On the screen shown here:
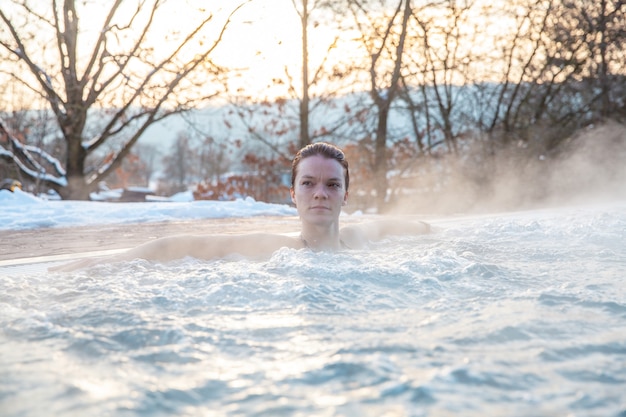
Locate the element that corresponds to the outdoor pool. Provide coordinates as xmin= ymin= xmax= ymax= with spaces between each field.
xmin=1 ymin=204 xmax=625 ymax=416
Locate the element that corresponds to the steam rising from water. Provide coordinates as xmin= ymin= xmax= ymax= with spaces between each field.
xmin=389 ymin=121 xmax=626 ymax=215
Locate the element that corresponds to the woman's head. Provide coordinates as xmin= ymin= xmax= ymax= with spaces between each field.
xmin=291 ymin=142 xmax=349 ymax=192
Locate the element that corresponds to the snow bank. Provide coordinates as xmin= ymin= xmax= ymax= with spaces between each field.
xmin=0 ymin=189 xmax=297 ymax=230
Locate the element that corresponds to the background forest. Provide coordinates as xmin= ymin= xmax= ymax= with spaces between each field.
xmin=1 ymin=0 xmax=624 ymax=214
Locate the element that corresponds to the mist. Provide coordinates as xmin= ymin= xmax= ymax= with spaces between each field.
xmin=388 ymin=121 xmax=626 ymax=215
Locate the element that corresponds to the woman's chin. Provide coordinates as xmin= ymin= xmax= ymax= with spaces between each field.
xmin=302 ymin=213 xmax=337 ymax=226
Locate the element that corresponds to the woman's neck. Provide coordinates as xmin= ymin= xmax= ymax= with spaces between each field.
xmin=300 ymin=223 xmax=341 ymax=251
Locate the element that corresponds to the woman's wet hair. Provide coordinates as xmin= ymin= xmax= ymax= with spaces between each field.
xmin=291 ymin=142 xmax=350 ymax=191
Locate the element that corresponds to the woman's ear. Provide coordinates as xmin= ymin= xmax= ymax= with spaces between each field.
xmin=342 ymin=191 xmax=348 ymax=206
xmin=290 ymin=187 xmax=296 ymax=206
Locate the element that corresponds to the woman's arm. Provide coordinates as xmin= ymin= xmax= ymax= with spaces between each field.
xmin=50 ymin=233 xmax=300 ymax=272
xmin=364 ymin=218 xmax=431 ymax=240
xmin=124 ymin=233 xmax=300 ymax=261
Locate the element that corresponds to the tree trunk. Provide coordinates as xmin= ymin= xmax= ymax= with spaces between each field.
xmin=0 ymin=1 xmax=243 ymax=200
xmin=299 ymin=0 xmax=311 ymax=149
xmin=374 ymin=107 xmax=389 ymax=211
xmin=62 ymin=133 xmax=90 ymax=200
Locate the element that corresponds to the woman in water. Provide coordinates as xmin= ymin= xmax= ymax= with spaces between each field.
xmin=53 ymin=142 xmax=429 ymax=270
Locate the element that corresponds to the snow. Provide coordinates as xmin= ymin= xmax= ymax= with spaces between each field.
xmin=0 ymin=189 xmax=297 ymax=230
xmin=2 ymin=188 xmax=624 ymax=234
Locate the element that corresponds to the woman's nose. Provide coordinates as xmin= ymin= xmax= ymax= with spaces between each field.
xmin=313 ymin=184 xmax=328 ymax=199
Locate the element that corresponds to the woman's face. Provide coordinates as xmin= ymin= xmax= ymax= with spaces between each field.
xmin=290 ymin=155 xmax=348 ymax=226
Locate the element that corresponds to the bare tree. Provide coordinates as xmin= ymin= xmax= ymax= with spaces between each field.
xmin=228 ymin=0 xmax=357 ymax=163
xmin=556 ymin=0 xmax=626 ymax=119
xmin=343 ymin=0 xmax=412 ymax=211
xmin=197 ymin=135 xmax=230 ymax=183
xmin=160 ymin=132 xmax=193 ymax=194
xmin=482 ymin=0 xmax=556 ymax=135
xmin=476 ymin=0 xmax=625 ymax=148
xmin=134 ymin=142 xmax=160 ymax=186
xmin=0 ymin=0 xmax=248 ymax=199
xmin=295 ymin=0 xmax=313 ymax=149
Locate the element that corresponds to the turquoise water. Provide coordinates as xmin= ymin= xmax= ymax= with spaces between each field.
xmin=1 ymin=204 xmax=625 ymax=416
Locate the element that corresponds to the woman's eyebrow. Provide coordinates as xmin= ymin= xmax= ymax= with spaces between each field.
xmin=299 ymin=174 xmax=342 ymax=182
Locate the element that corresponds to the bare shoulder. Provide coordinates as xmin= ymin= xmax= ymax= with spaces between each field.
xmin=339 ymin=226 xmax=369 ymax=249
xmin=340 ymin=218 xmax=430 ymax=247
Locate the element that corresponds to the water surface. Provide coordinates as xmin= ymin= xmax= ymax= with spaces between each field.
xmin=1 ymin=204 xmax=625 ymax=416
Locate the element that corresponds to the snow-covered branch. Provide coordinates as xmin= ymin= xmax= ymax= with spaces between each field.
xmin=0 ymin=121 xmax=68 ymax=188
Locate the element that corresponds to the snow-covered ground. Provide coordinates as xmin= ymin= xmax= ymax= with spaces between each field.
xmin=0 ymin=189 xmax=297 ymax=230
